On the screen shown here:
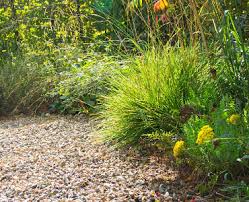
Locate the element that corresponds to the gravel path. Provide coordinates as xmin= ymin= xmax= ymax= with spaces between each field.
xmin=0 ymin=116 xmax=199 ymax=202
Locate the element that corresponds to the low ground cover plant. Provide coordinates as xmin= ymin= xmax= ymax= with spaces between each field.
xmin=173 ymin=96 xmax=249 ymax=197
xmin=178 ymin=96 xmax=249 ymax=174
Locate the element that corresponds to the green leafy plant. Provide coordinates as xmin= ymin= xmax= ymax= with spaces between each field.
xmin=181 ymin=96 xmax=249 ymax=178
xmin=49 ymin=51 xmax=126 ymax=114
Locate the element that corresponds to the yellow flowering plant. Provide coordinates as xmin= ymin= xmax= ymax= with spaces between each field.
xmin=173 ymin=140 xmax=185 ymax=158
xmin=182 ymin=96 xmax=249 ymax=174
xmin=196 ymin=125 xmax=215 ymax=145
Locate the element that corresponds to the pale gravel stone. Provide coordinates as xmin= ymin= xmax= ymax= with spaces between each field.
xmin=0 ymin=115 xmax=200 ymax=202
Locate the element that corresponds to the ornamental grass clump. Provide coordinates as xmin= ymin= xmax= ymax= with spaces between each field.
xmin=101 ymin=46 xmax=215 ymax=146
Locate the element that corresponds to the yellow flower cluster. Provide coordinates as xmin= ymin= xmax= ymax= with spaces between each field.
xmin=196 ymin=125 xmax=214 ymax=145
xmin=173 ymin=140 xmax=185 ymax=158
xmin=154 ymin=0 xmax=169 ymax=12
xmin=159 ymin=0 xmax=169 ymax=10
xmin=227 ymin=114 xmax=240 ymax=125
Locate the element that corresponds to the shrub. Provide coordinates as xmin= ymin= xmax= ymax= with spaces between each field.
xmin=101 ymin=46 xmax=218 ymax=146
xmin=49 ymin=52 xmax=127 ymax=114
